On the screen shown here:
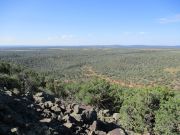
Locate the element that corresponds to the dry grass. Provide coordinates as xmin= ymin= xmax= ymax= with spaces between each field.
xmin=164 ymin=67 xmax=180 ymax=74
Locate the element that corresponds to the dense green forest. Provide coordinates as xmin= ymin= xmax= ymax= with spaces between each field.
xmin=0 ymin=47 xmax=180 ymax=90
xmin=0 ymin=60 xmax=179 ymax=135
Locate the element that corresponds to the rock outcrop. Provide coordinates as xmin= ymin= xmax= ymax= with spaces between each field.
xmin=0 ymin=89 xmax=127 ymax=135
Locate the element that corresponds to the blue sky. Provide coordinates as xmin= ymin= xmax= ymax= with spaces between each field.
xmin=0 ymin=0 xmax=180 ymax=46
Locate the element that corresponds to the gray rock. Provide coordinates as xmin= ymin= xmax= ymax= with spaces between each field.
xmin=51 ymin=113 xmax=57 ymax=119
xmin=10 ymin=127 xmax=18 ymax=133
xmin=54 ymin=98 xmax=61 ymax=104
xmin=13 ymin=88 xmax=20 ymax=95
xmin=42 ymin=109 xmax=51 ymax=117
xmin=33 ymin=96 xmax=45 ymax=103
xmin=57 ymin=114 xmax=62 ymax=121
xmin=90 ymin=121 xmax=98 ymax=131
xmin=60 ymin=104 xmax=66 ymax=110
xmin=95 ymin=131 xmax=107 ymax=135
xmin=63 ymin=122 xmax=73 ymax=128
xmin=39 ymin=118 xmax=52 ymax=123
xmin=113 ymin=113 xmax=120 ymax=121
xmin=44 ymin=101 xmax=54 ymax=108
xmin=51 ymin=104 xmax=61 ymax=112
xmin=108 ymin=128 xmax=126 ymax=135
xmin=73 ymin=104 xmax=80 ymax=114
xmin=36 ymin=108 xmax=42 ymax=112
xmin=63 ymin=114 xmax=76 ymax=123
xmin=35 ymin=92 xmax=44 ymax=97
xmin=70 ymin=113 xmax=82 ymax=122
xmin=103 ymin=109 xmax=110 ymax=117
xmin=88 ymin=131 xmax=96 ymax=135
xmin=5 ymin=91 xmax=12 ymax=96
xmin=67 ymin=104 xmax=72 ymax=110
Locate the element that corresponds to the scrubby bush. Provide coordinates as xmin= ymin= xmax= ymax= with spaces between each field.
xmin=108 ymin=84 xmax=126 ymax=111
xmin=119 ymin=87 xmax=173 ymax=134
xmin=0 ymin=61 xmax=22 ymax=75
xmin=45 ymin=78 xmax=69 ymax=98
xmin=76 ymin=78 xmax=114 ymax=109
xmin=0 ymin=62 xmax=11 ymax=75
xmin=154 ymin=93 xmax=180 ymax=135
xmin=0 ymin=61 xmax=43 ymax=93
xmin=0 ymin=75 xmax=20 ymax=89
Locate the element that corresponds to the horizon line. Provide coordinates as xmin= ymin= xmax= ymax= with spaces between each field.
xmin=0 ymin=44 xmax=180 ymax=47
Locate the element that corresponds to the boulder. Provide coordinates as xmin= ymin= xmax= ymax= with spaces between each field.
xmin=108 ymin=128 xmax=126 ymax=135
xmin=51 ymin=105 xmax=61 ymax=112
xmin=90 ymin=121 xmax=98 ymax=131
xmin=63 ymin=122 xmax=73 ymax=128
xmin=63 ymin=114 xmax=76 ymax=123
xmin=39 ymin=118 xmax=52 ymax=123
xmin=42 ymin=109 xmax=51 ymax=118
xmin=44 ymin=101 xmax=54 ymax=108
xmin=103 ymin=109 xmax=110 ymax=117
xmin=113 ymin=113 xmax=120 ymax=121
xmin=5 ymin=91 xmax=12 ymax=96
xmin=51 ymin=113 xmax=57 ymax=119
xmin=33 ymin=96 xmax=45 ymax=103
xmin=54 ymin=98 xmax=61 ymax=104
xmin=34 ymin=92 xmax=44 ymax=97
xmin=10 ymin=127 xmax=18 ymax=133
xmin=70 ymin=113 xmax=82 ymax=122
xmin=73 ymin=104 xmax=80 ymax=114
xmin=13 ymin=88 xmax=20 ymax=95
xmin=95 ymin=131 xmax=107 ymax=135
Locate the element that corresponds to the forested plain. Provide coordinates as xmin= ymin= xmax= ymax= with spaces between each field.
xmin=0 ymin=47 xmax=180 ymax=134
xmin=0 ymin=47 xmax=180 ymax=90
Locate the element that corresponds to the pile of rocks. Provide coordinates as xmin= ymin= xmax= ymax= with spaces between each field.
xmin=0 ymin=89 xmax=127 ymax=135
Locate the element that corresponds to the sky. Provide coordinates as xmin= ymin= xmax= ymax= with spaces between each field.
xmin=0 ymin=0 xmax=180 ymax=46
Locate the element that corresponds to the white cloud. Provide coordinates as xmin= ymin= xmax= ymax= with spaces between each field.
xmin=159 ymin=14 xmax=180 ymax=24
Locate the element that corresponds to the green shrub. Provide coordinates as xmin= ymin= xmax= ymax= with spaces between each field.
xmin=0 ymin=61 xmax=22 ymax=75
xmin=154 ymin=93 xmax=180 ymax=135
xmin=119 ymin=87 xmax=172 ymax=133
xmin=76 ymin=78 xmax=114 ymax=109
xmin=0 ymin=75 xmax=20 ymax=89
xmin=45 ymin=78 xmax=69 ymax=98
xmin=0 ymin=62 xmax=11 ymax=75
xmin=108 ymin=84 xmax=126 ymax=111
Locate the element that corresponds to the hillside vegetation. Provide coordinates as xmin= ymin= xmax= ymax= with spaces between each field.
xmin=0 ymin=61 xmax=179 ymax=135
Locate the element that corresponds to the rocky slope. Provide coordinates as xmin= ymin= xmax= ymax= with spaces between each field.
xmin=0 ymin=89 xmax=127 ymax=135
